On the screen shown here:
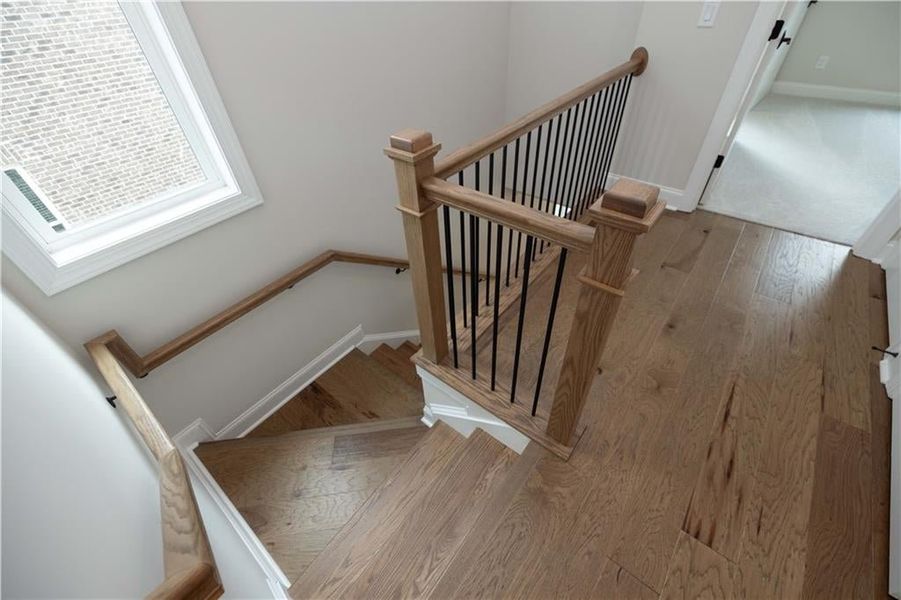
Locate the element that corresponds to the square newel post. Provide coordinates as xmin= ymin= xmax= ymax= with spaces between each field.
xmin=547 ymin=179 xmax=665 ymax=445
xmin=384 ymin=129 xmax=448 ymax=364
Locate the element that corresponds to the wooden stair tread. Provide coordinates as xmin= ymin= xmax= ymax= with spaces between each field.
xmin=290 ymin=426 xmax=523 ymax=599
xmin=249 ymin=349 xmax=423 ymax=437
xmin=335 ymin=430 xmax=519 ymax=599
xmin=202 ymin=416 xmax=425 ymax=453
xmin=289 ymin=421 xmax=466 ymax=597
xmin=316 ymin=349 xmax=423 ymax=418
xmin=195 ymin=418 xmax=428 ymax=582
xmin=398 ymin=340 xmax=420 ymax=358
xmin=369 ymin=343 xmax=421 ymax=390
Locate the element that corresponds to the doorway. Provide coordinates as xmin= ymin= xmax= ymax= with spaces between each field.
xmin=699 ymin=0 xmax=900 ymax=246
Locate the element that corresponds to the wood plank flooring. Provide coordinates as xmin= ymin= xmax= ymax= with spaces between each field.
xmin=287 ymin=210 xmax=891 ymax=599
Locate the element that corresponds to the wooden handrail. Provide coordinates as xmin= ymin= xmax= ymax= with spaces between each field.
xmin=434 ymin=47 xmax=648 ymax=179
xmin=87 ymin=250 xmax=413 ymax=378
xmin=85 ymin=342 xmax=223 ymax=600
xmin=421 ymin=177 xmax=596 ymax=252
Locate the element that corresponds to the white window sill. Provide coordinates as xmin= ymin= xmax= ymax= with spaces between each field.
xmin=3 ymin=188 xmax=261 ymax=296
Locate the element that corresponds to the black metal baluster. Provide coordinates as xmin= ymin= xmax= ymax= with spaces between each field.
xmin=595 ymin=79 xmax=626 ymax=197
xmin=442 ymin=205 xmax=459 ymax=368
xmin=573 ymin=92 xmax=601 ymax=218
xmin=588 ymin=81 xmax=620 ymax=203
xmin=505 ymin=137 xmax=520 ymax=287
xmin=458 ymin=171 xmax=468 ymax=327
xmin=600 ymin=75 xmax=633 ymax=195
xmin=471 ymin=162 xmax=482 ymax=377
xmin=531 ymin=249 xmax=568 ymax=415
xmin=550 ymin=108 xmax=573 ymax=221
xmin=491 ymin=145 xmax=509 ymax=390
xmin=509 ymin=235 xmax=535 ymax=403
xmin=470 ymin=211 xmax=478 ymax=379
xmin=540 ymin=113 xmax=564 ymax=253
xmin=536 ymin=117 xmax=554 ymax=247
xmin=486 ymin=153 xmax=494 ymax=306
xmin=557 ymin=104 xmax=578 ymax=219
xmin=581 ymin=88 xmax=610 ymax=213
xmin=514 ymin=130 xmax=532 ymax=279
xmin=491 ymin=223 xmax=503 ymax=390
xmin=528 ymin=125 xmax=543 ymax=262
xmin=564 ymin=97 xmax=590 ymax=219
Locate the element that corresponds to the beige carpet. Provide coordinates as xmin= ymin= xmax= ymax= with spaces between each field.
xmin=702 ymin=93 xmax=900 ymax=245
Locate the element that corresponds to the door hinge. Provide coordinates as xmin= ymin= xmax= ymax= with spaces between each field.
xmin=106 ymin=395 xmax=117 ymax=408
xmin=768 ymin=19 xmax=785 ymax=41
xmin=713 ymin=154 xmax=725 ymax=169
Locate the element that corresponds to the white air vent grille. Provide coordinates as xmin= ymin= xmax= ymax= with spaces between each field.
xmin=3 ymin=168 xmax=66 ymax=233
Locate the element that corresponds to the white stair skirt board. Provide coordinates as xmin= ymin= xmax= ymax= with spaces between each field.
xmin=173 ymin=419 xmax=290 ymax=594
xmin=416 ymin=365 xmax=530 ymax=455
xmin=605 ymin=173 xmax=687 ymax=211
xmin=771 ymin=81 xmax=901 ymax=108
xmin=214 ymin=326 xmax=421 ymax=440
xmin=357 ymin=329 xmax=420 ymax=355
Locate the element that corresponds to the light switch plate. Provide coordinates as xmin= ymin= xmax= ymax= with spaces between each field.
xmin=698 ymin=1 xmax=721 ymax=27
xmin=815 ymin=55 xmax=830 ymax=70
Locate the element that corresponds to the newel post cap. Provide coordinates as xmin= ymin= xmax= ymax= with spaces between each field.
xmin=384 ymin=128 xmax=441 ymax=163
xmin=588 ymin=178 xmax=664 ymax=234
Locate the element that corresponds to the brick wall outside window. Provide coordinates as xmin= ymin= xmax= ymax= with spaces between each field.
xmin=1 ymin=0 xmax=206 ymax=226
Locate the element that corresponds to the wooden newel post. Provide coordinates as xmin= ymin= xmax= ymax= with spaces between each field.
xmin=384 ymin=129 xmax=448 ymax=364
xmin=547 ymin=179 xmax=665 ymax=445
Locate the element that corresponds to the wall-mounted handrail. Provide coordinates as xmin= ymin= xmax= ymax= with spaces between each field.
xmin=85 ymin=342 xmax=222 ymax=600
xmin=421 ymin=177 xmax=596 ymax=252
xmin=87 ymin=250 xmax=412 ymax=378
xmin=434 ymin=47 xmax=648 ymax=179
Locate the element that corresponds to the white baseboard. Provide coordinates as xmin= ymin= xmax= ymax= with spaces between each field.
xmin=215 ymin=326 xmax=365 ymax=439
xmin=173 ymin=419 xmax=290 ymax=591
xmin=417 ymin=365 xmax=530 ymax=454
xmin=358 ymin=329 xmax=420 ymax=355
xmin=771 ymin=81 xmax=901 ymax=107
xmin=606 ymin=173 xmax=688 ymax=212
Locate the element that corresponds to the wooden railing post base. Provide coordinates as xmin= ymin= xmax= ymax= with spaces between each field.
xmin=547 ymin=179 xmax=664 ymax=446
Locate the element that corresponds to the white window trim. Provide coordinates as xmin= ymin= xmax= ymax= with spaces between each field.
xmin=1 ymin=1 xmax=263 ymax=296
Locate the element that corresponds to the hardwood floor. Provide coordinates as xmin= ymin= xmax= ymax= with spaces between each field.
xmin=287 ymin=210 xmax=891 ymax=598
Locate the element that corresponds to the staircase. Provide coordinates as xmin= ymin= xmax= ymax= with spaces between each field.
xmin=195 ymin=342 xmax=554 ymax=594
xmin=195 ymin=343 xmax=430 ymax=581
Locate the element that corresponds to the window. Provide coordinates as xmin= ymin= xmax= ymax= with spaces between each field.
xmin=1 ymin=1 xmax=262 ymax=295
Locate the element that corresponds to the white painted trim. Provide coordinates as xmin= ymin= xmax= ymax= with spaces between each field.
xmin=681 ymin=1 xmax=786 ymax=212
xmin=358 ymin=329 xmax=421 ymax=355
xmin=605 ymin=173 xmax=686 ymax=212
xmin=216 ymin=326 xmax=365 ymax=439
xmin=1 ymin=1 xmax=264 ymax=296
xmin=771 ymin=81 xmax=901 ymax=107
xmin=172 ymin=419 xmax=290 ymax=591
xmin=417 ymin=365 xmax=530 ymax=455
xmin=853 ymin=191 xmax=901 ymax=262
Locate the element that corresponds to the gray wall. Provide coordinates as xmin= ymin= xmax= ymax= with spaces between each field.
xmin=3 ymin=1 xmax=762 ymax=437
xmin=2 ymin=290 xmax=164 ymax=598
xmin=777 ymin=1 xmax=900 ymax=93
xmin=502 ymin=1 xmax=761 ymax=192
xmin=2 ymin=2 xmax=511 ymax=435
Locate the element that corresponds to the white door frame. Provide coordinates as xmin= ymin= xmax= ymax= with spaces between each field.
xmin=682 ymin=1 xmax=785 ymax=210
